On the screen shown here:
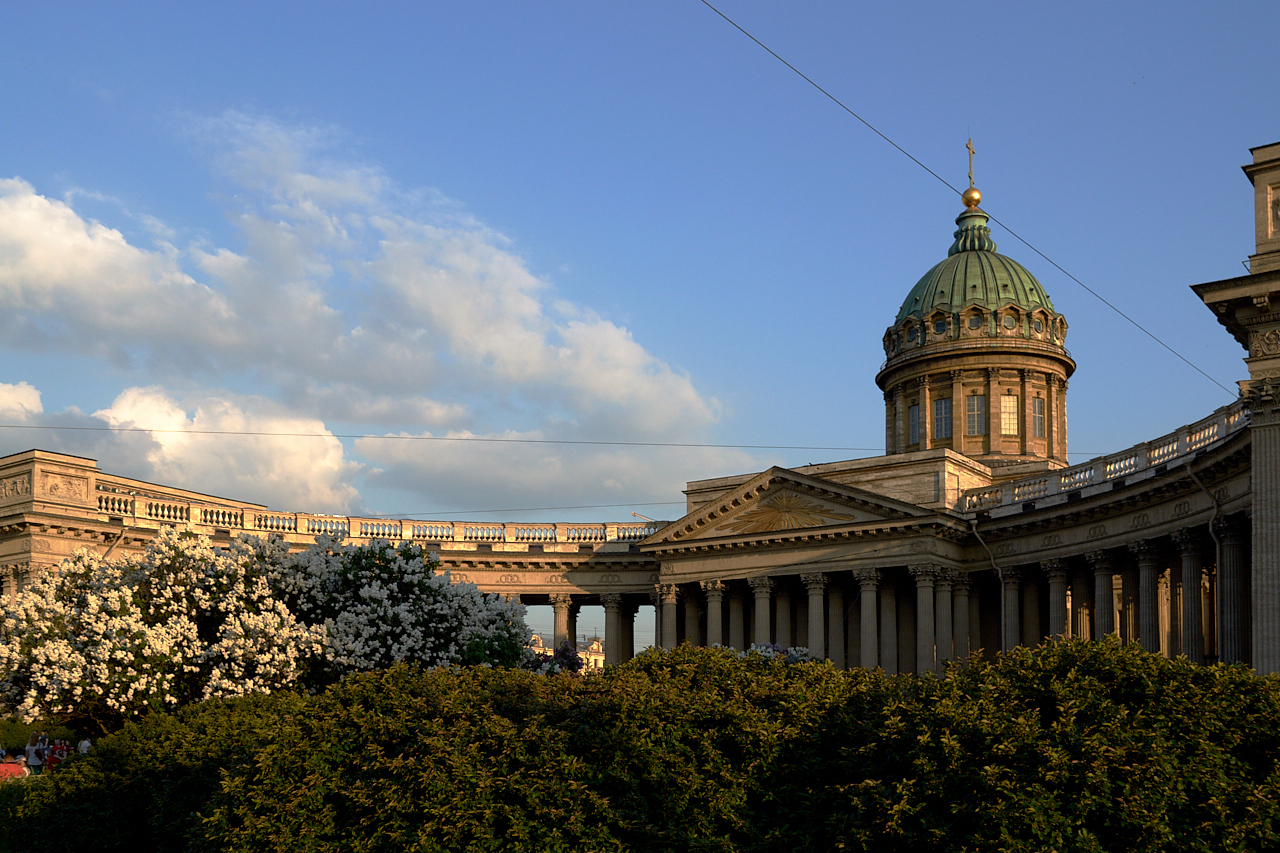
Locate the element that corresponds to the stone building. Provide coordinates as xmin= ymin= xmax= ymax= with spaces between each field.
xmin=1 ymin=143 xmax=1278 ymax=673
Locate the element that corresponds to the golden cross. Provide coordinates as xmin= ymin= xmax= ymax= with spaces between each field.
xmin=966 ymin=138 xmax=976 ymax=188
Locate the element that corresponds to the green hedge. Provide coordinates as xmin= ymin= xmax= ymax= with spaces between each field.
xmin=3 ymin=639 xmax=1279 ymax=852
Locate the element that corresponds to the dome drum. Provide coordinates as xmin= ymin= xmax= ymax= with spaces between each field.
xmin=876 ymin=199 xmax=1074 ymax=467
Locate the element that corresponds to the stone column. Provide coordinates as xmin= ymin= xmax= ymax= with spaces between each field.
xmin=1174 ymin=528 xmax=1204 ymax=663
xmin=775 ymin=587 xmax=793 ymax=649
xmin=1021 ymin=572 xmax=1041 ymax=646
xmin=1087 ymin=551 xmax=1115 ymax=638
xmin=1000 ymin=566 xmax=1021 ymax=652
xmin=1245 ymin=390 xmax=1280 ymax=673
xmin=1167 ymin=568 xmax=1182 ymax=657
xmin=749 ymin=576 xmax=773 ymax=647
xmin=918 ymin=376 xmax=932 ymax=450
xmin=950 ymin=370 xmax=964 ymax=449
xmin=1216 ymin=516 xmax=1249 ymax=664
xmin=684 ymin=591 xmax=701 ymax=647
xmin=880 ymin=581 xmax=898 ymax=674
xmin=1019 ymin=369 xmax=1033 ymax=456
xmin=884 ymin=391 xmax=896 ymax=455
xmin=1129 ymin=541 xmax=1162 ymax=653
xmin=601 ymin=593 xmax=623 ymax=666
xmin=986 ymin=368 xmax=1000 ymax=454
xmin=620 ymin=601 xmax=636 ymax=661
xmin=1120 ymin=564 xmax=1138 ymax=644
xmin=567 ymin=603 xmax=580 ymax=649
xmin=854 ymin=569 xmax=879 ymax=668
xmin=551 ymin=592 xmax=572 ymax=649
xmin=701 ymin=580 xmax=725 ymax=647
xmin=827 ymin=583 xmax=845 ymax=669
xmin=650 ymin=590 xmax=661 ymax=649
xmin=1071 ymin=569 xmax=1092 ymax=641
xmin=936 ymin=570 xmax=955 ymax=665
xmin=803 ymin=573 xmax=826 ymax=658
xmin=1043 ymin=559 xmax=1068 ymax=638
xmin=893 ymin=384 xmax=907 ymax=457
xmin=1203 ymin=567 xmax=1217 ymax=661
xmin=657 ymin=584 xmax=679 ymax=650
xmin=728 ymin=586 xmax=746 ymax=651
xmin=910 ymin=563 xmax=937 ymax=673
xmin=952 ymin=574 xmax=970 ymax=660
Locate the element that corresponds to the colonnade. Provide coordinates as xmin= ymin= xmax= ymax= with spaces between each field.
xmin=574 ymin=515 xmax=1252 ymax=671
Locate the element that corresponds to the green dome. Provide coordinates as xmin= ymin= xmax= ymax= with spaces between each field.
xmin=893 ymin=206 xmax=1056 ymax=326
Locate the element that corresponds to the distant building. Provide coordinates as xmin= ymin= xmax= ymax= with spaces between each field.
xmin=1 ymin=143 xmax=1278 ymax=672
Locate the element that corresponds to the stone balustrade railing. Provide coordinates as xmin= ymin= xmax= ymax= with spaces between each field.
xmin=961 ymin=400 xmax=1249 ymax=513
xmin=91 ymin=477 xmax=662 ymax=545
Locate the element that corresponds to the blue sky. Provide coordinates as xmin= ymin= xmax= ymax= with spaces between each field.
xmin=0 ymin=1 xmax=1273 ymax=526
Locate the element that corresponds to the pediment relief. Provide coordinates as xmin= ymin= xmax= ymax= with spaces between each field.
xmin=646 ymin=467 xmax=930 ymax=546
xmin=713 ymin=490 xmax=860 ymax=534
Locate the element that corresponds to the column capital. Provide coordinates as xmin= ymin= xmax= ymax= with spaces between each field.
xmin=1041 ymin=557 xmax=1068 ymax=583
xmin=854 ymin=567 xmax=880 ymax=589
xmin=600 ymin=593 xmax=623 ymax=609
xmin=986 ymin=367 xmax=1001 ymax=381
xmin=1172 ymin=527 xmax=1205 ymax=555
xmin=935 ymin=567 xmax=957 ymax=590
xmin=549 ymin=592 xmax=573 ymax=606
xmin=801 ymin=572 xmax=827 ymax=593
xmin=1128 ymin=540 xmax=1160 ymax=562
xmin=909 ymin=562 xmax=940 ymax=583
xmin=700 ymin=579 xmax=726 ymax=598
xmin=655 ymin=583 xmax=679 ymax=603
xmin=1213 ymin=514 xmax=1247 ymax=545
xmin=1086 ymin=550 xmax=1114 ymax=573
xmin=916 ymin=375 xmax=930 ymax=389
xmin=999 ymin=566 xmax=1021 ymax=585
xmin=950 ymin=369 xmax=966 ymax=382
xmin=951 ymin=572 xmax=972 ymax=594
xmin=748 ymin=576 xmax=773 ymax=595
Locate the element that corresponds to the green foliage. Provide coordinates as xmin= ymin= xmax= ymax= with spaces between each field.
xmin=1 ymin=640 xmax=1279 ymax=852
xmin=0 ymin=718 xmax=76 ymax=752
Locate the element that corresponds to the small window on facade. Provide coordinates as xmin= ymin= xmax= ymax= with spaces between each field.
xmin=1003 ymin=314 xmax=1018 ymax=330
xmin=909 ymin=404 xmax=920 ymax=445
xmin=1033 ymin=397 xmax=1045 ymax=438
xmin=968 ymin=314 xmax=983 ymax=330
xmin=1001 ymin=395 xmax=1019 ymax=435
xmin=934 ymin=398 xmax=952 ymax=439
xmin=933 ymin=318 xmax=947 ymax=335
xmin=907 ymin=326 xmax=918 ymax=342
xmin=966 ymin=395 xmax=986 ymax=436
xmin=1033 ymin=318 xmax=1044 ymax=333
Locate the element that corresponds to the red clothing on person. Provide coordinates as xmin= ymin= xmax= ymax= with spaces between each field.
xmin=0 ymin=763 xmax=26 ymax=779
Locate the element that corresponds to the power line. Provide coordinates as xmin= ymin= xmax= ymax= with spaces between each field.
xmin=0 ymin=421 xmax=883 ymax=454
xmin=698 ymin=0 xmax=1235 ymax=398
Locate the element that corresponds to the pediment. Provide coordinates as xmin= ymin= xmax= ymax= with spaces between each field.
xmin=643 ymin=466 xmax=930 ymax=546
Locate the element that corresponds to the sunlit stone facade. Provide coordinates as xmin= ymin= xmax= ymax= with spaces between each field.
xmin=2 ymin=143 xmax=1279 ymax=672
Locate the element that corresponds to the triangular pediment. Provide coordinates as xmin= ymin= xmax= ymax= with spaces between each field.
xmin=643 ymin=467 xmax=931 ymax=547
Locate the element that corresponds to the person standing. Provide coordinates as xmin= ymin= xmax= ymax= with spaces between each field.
xmin=24 ymin=734 xmax=43 ymax=776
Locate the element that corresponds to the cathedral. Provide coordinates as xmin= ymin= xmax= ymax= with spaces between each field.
xmin=3 ymin=143 xmax=1279 ymax=673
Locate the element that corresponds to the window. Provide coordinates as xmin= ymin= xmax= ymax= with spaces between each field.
xmin=1033 ymin=397 xmax=1045 ymax=438
xmin=968 ymin=313 xmax=983 ymax=330
xmin=966 ymin=395 xmax=985 ymax=435
xmin=1003 ymin=314 xmax=1018 ymax=330
xmin=907 ymin=326 xmax=918 ymax=342
xmin=1001 ymin=395 xmax=1019 ymax=435
xmin=934 ymin=398 xmax=952 ymax=439
xmin=933 ymin=318 xmax=947 ymax=335
xmin=909 ymin=404 xmax=920 ymax=445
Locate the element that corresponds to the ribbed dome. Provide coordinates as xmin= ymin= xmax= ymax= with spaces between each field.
xmin=893 ymin=206 xmax=1056 ymax=325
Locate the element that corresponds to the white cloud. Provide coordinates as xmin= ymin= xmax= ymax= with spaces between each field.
xmin=0 ymin=382 xmax=42 ymax=420
xmin=92 ymin=387 xmax=363 ymax=513
xmin=0 ymin=111 xmax=743 ymax=515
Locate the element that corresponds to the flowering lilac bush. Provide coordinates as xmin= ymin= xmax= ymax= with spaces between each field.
xmin=0 ymin=531 xmax=530 ymax=730
xmin=270 ymin=535 xmax=529 ymax=683
xmin=0 ymin=528 xmax=318 ymax=731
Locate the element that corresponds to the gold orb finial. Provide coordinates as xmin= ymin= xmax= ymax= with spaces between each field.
xmin=962 ymin=186 xmax=982 ymax=208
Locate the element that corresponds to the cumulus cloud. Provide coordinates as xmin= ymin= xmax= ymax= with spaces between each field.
xmin=0 ymin=111 xmax=744 ymax=515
